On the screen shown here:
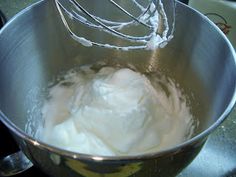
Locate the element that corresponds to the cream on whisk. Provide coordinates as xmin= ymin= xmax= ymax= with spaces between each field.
xmin=55 ymin=0 xmax=175 ymax=50
xmin=41 ymin=66 xmax=195 ymax=156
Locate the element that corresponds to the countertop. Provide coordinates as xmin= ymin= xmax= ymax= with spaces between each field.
xmin=0 ymin=1 xmax=236 ymax=177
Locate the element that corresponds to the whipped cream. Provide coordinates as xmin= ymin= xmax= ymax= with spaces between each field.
xmin=41 ymin=66 xmax=195 ymax=156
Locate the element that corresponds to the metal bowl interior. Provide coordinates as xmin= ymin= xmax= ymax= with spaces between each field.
xmin=0 ymin=0 xmax=235 ymax=177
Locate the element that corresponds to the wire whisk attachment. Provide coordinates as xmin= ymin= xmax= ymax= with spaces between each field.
xmin=55 ymin=0 xmax=175 ymax=50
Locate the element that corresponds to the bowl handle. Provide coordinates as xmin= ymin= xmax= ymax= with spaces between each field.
xmin=0 ymin=151 xmax=33 ymax=176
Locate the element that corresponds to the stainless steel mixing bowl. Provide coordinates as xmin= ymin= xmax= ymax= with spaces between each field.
xmin=0 ymin=0 xmax=236 ymax=177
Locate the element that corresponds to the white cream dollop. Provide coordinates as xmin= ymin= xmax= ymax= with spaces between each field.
xmin=41 ymin=67 xmax=194 ymax=156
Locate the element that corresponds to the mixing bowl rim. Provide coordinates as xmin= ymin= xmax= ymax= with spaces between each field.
xmin=0 ymin=0 xmax=236 ymax=161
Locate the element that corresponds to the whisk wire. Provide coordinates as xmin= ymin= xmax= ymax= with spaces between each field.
xmin=108 ymin=0 xmax=152 ymax=28
xmin=70 ymin=0 xmax=153 ymax=42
